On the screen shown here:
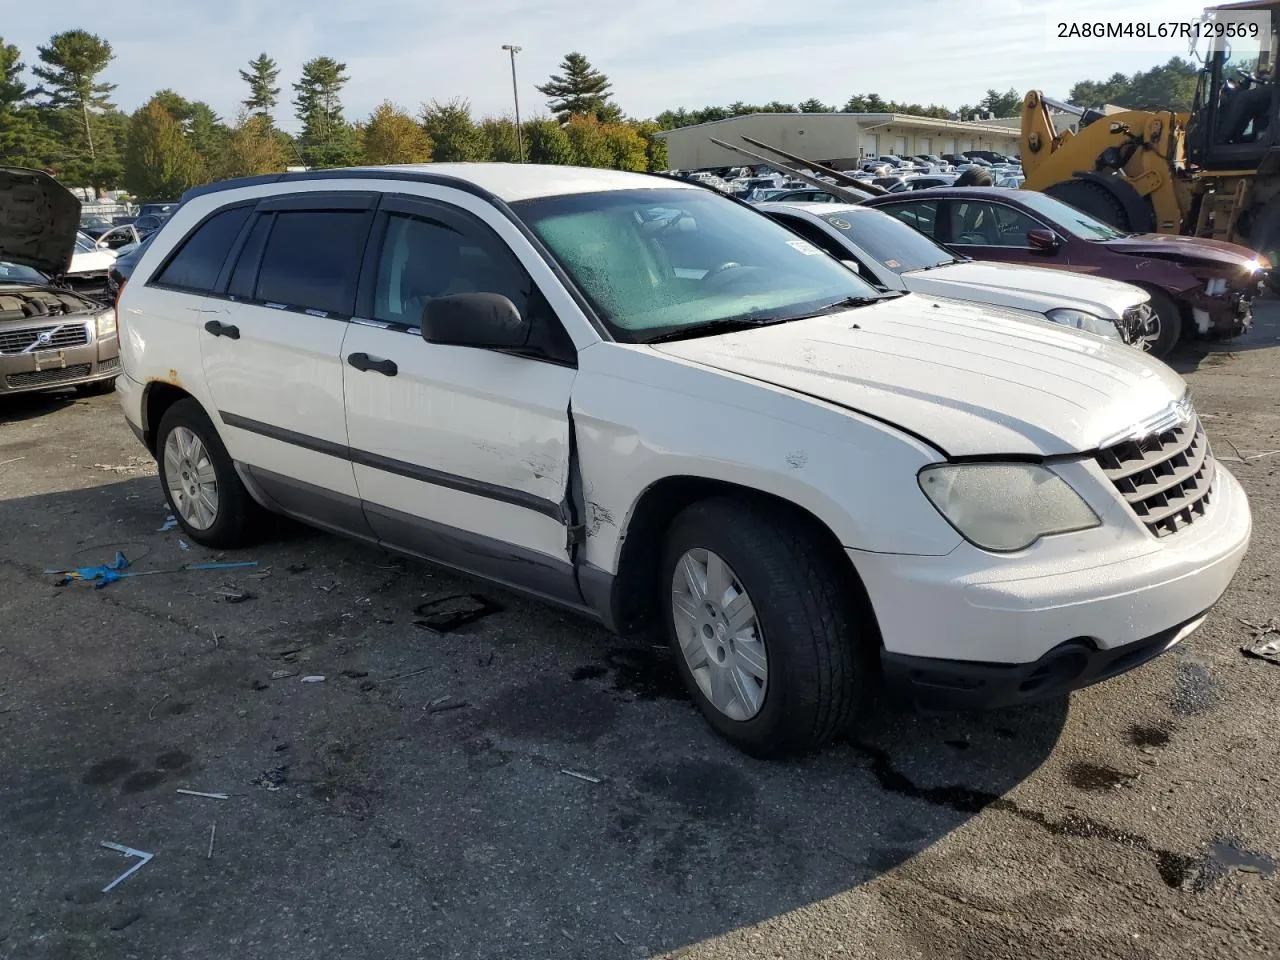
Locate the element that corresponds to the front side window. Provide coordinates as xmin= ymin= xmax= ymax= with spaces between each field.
xmin=154 ymin=205 xmax=252 ymax=292
xmin=254 ymin=210 xmax=367 ymax=316
xmin=372 ymin=213 xmax=531 ymax=326
xmin=1011 ymin=191 xmax=1128 ymax=241
xmin=948 ymin=201 xmax=1041 ymax=247
xmin=513 ymin=187 xmax=881 ymax=341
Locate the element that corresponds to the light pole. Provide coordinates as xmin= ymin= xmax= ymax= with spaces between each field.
xmin=501 ymin=44 xmax=524 ymax=163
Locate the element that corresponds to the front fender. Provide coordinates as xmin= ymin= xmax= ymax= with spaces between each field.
xmin=573 ymin=343 xmax=963 ymax=575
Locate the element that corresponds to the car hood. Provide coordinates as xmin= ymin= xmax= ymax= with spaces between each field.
xmin=1101 ymin=233 xmax=1264 ymax=271
xmin=0 ymin=168 xmax=81 ymax=276
xmin=903 ymin=260 xmax=1147 ymax=319
xmin=652 ymin=294 xmax=1186 ymax=457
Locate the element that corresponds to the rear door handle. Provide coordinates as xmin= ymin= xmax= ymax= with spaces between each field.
xmin=347 ymin=352 xmax=398 ymax=377
xmin=203 ymin=320 xmax=240 ymax=340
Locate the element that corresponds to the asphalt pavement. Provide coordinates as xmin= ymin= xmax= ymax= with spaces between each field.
xmin=2 ymin=309 xmax=1279 ymax=959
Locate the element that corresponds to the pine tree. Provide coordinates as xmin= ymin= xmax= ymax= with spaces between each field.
xmin=360 ymin=101 xmax=431 ymax=164
xmin=293 ymin=57 xmax=358 ymax=168
xmin=32 ymin=30 xmax=115 ymax=160
xmin=0 ymin=37 xmax=31 ymax=112
xmin=537 ymin=53 xmax=619 ymax=124
xmin=240 ymin=53 xmax=281 ymax=118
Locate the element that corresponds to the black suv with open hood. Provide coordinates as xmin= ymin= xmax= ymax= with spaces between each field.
xmin=0 ymin=168 xmax=120 ymax=397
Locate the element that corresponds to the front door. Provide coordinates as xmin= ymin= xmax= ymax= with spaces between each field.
xmin=940 ymin=198 xmax=1068 ymax=270
xmin=341 ymin=195 xmax=581 ymax=604
xmin=199 ymin=193 xmax=376 ymax=528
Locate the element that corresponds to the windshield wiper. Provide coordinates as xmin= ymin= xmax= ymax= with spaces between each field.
xmin=795 ymin=291 xmax=906 ymax=317
xmin=643 ymin=315 xmax=796 ymax=344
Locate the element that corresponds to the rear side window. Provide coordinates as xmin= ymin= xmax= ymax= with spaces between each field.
xmin=254 ymin=211 xmax=367 ymax=316
xmin=154 ymin=206 xmax=252 ymax=292
xmin=880 ymin=200 xmax=938 ymax=237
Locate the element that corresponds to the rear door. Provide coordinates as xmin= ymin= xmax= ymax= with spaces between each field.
xmin=198 ymin=192 xmax=376 ymax=529
xmin=340 ymin=194 xmax=581 ymax=602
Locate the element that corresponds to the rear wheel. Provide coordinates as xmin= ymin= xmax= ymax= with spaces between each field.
xmin=660 ymin=496 xmax=867 ymax=759
xmin=156 ymin=398 xmax=263 ymax=548
xmin=1136 ymin=287 xmax=1183 ymax=359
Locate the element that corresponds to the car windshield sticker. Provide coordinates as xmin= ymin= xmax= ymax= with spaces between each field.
xmin=828 ymin=218 xmax=852 ymax=230
xmin=786 ymin=240 xmax=822 ymax=256
xmin=885 ymin=259 xmax=901 ymax=268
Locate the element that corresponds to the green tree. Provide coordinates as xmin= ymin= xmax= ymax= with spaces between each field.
xmin=32 ymin=30 xmax=115 ymax=159
xmin=633 ymin=119 xmax=668 ymax=171
xmin=564 ymin=114 xmax=611 ymax=167
xmin=798 ymin=98 xmax=832 ymax=113
xmin=187 ymin=102 xmax=229 ymax=163
xmin=420 ymin=98 xmax=489 ymax=161
xmin=359 ymin=101 xmax=431 ymax=164
xmin=537 ymin=52 xmax=619 ymax=123
xmin=481 ymin=117 xmax=522 ymax=162
xmin=601 ymin=121 xmax=647 ymax=171
xmin=240 ymin=53 xmax=281 ymax=119
xmin=0 ymin=37 xmax=31 ymax=111
xmin=219 ymin=112 xmax=287 ymax=178
xmin=293 ymin=55 xmax=358 ymax=167
xmin=523 ymin=117 xmax=574 ymax=165
xmin=124 ymin=98 xmax=205 ymax=198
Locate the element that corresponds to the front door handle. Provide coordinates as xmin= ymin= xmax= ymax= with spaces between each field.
xmin=203 ymin=320 xmax=241 ymax=340
xmin=347 ymin=352 xmax=398 ymax=376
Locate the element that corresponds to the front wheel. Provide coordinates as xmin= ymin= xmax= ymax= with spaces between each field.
xmin=156 ymin=398 xmax=264 ymax=548
xmin=660 ymin=496 xmax=867 ymax=759
xmin=1137 ymin=287 xmax=1183 ymax=359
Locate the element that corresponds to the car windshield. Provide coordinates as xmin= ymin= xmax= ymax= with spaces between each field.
xmin=1012 ymin=191 xmax=1129 ymax=240
xmin=0 ymin=261 xmax=49 ymax=285
xmin=515 ymin=188 xmax=881 ymax=342
xmin=821 ymin=210 xmax=959 ymax=273
xmin=74 ymin=233 xmax=98 ymax=252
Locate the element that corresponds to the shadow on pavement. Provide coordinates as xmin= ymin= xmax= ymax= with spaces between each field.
xmin=1169 ymin=299 xmax=1280 ymax=373
xmin=0 ymin=477 xmax=1068 ymax=959
xmin=0 ymin=388 xmax=85 ymax=426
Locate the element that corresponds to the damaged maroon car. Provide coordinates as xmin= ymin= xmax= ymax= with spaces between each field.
xmin=864 ymin=187 xmax=1268 ymax=358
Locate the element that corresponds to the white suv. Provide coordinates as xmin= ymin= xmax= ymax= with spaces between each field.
xmin=116 ymin=164 xmax=1252 ymax=758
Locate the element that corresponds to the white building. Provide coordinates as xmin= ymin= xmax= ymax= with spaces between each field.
xmin=657 ymin=112 xmax=1022 ymax=170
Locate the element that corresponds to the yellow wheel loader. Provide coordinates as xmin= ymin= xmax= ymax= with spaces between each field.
xmin=1021 ymin=0 xmax=1280 ymax=274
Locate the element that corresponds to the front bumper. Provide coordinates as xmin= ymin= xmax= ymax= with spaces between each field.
xmin=853 ymin=465 xmax=1252 ymax=706
xmin=0 ymin=332 xmax=120 ymax=396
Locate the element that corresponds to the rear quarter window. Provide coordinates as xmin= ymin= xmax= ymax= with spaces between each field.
xmin=153 ymin=206 xmax=252 ymax=292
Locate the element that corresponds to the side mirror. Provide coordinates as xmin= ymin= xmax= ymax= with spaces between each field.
xmin=420 ymin=292 xmax=530 ymax=349
xmin=1027 ymin=228 xmax=1060 ymax=252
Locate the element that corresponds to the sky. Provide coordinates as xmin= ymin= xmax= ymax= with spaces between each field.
xmin=9 ymin=0 xmax=1216 ymax=130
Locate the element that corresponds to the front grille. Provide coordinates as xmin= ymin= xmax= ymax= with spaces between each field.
xmin=98 ymin=357 xmax=120 ymax=373
xmin=6 ymin=364 xmax=92 ymax=388
xmin=1096 ymin=416 xmax=1214 ymax=537
xmin=0 ymin=323 xmax=91 ymax=355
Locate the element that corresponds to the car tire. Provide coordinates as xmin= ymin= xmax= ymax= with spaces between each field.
xmin=75 ymin=378 xmax=117 ymax=397
xmin=156 ymin=398 xmax=263 ymax=549
xmin=660 ymin=496 xmax=866 ymax=759
xmin=1140 ymin=287 xmax=1183 ymax=359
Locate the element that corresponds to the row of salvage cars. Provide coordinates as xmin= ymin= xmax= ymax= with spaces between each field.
xmin=0 ymin=162 xmax=1258 ymax=759
xmin=720 ymin=138 xmax=1268 ymax=360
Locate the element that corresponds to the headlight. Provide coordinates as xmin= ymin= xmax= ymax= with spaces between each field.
xmin=96 ymin=311 xmax=117 ymax=337
xmin=1044 ymin=307 xmax=1120 ymax=339
xmin=918 ymin=463 xmax=1100 ymax=552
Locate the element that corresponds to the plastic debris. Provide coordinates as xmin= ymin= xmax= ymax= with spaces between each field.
xmin=300 ymin=675 xmax=326 ymax=683
xmin=176 ymin=789 xmax=228 ymax=800
xmin=412 ymin=594 xmax=502 ymax=632
xmin=178 ymin=539 xmax=190 ymax=551
xmin=426 ymin=695 xmax=468 ymax=714
xmin=100 ymin=841 xmax=154 ymax=893
xmin=207 ymin=825 xmax=216 ymax=860
xmin=48 ymin=556 xmax=259 ymax=588
xmin=0 ymin=456 xmax=27 ymax=467
xmin=1240 ymin=618 xmax=1280 ymax=663
xmin=561 ymin=769 xmax=603 ymax=784
xmin=270 ymin=669 xmax=297 ymax=680
xmin=157 ymin=516 xmax=178 ymax=532
xmin=147 ymin=693 xmax=170 ymax=720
